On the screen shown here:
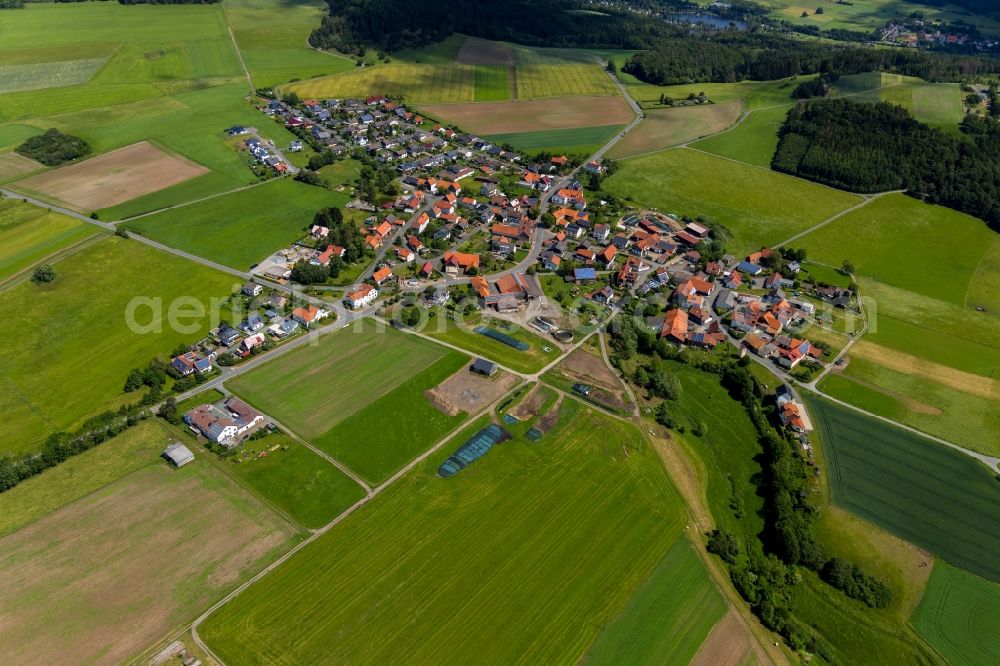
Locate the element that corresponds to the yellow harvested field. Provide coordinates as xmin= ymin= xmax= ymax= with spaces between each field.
xmin=13 ymin=141 xmax=208 ymax=211
xmin=420 ymin=95 xmax=634 ymax=135
xmin=285 ymin=63 xmax=476 ymax=103
xmin=608 ymin=101 xmax=742 ymax=158
xmin=516 ymin=63 xmax=617 ymax=98
xmin=851 ymin=341 xmax=1000 ymax=401
xmin=0 ymin=151 xmax=42 ymax=180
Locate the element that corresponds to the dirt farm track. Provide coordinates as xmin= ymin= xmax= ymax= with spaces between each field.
xmin=12 ymin=141 xmax=208 ymax=211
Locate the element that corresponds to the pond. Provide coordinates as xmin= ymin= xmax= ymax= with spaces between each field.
xmin=665 ymin=12 xmax=748 ymax=31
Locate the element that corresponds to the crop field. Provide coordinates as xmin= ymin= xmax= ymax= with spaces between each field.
xmin=487 ymin=124 xmax=623 ymax=155
xmin=229 ymin=320 xmax=448 ymax=440
xmin=225 ymin=434 xmax=366 ymax=529
xmin=284 ymin=63 xmax=477 ymax=103
xmin=805 ymin=395 xmax=1000 ymax=583
xmin=0 ymin=124 xmax=41 ymax=150
xmin=0 ymin=237 xmax=236 ymax=456
xmin=0 ymin=419 xmax=173 ymax=537
xmin=912 ymin=562 xmax=1000 ymax=666
xmin=474 ymin=65 xmax=511 ymax=101
xmin=605 ymin=148 xmax=862 ymax=254
xmin=224 ymin=0 xmax=353 ymax=88
xmin=608 ymin=102 xmax=742 ymax=159
xmin=692 ymin=104 xmax=789 ymax=167
xmin=314 ymin=351 xmax=469 ymax=484
xmin=0 ymin=58 xmax=108 ymax=95
xmin=0 ymin=198 xmax=98 ymax=283
xmin=420 ymin=95 xmax=633 ymax=135
xmin=0 ymin=152 xmax=44 ymax=182
xmin=515 ymin=63 xmax=618 ymax=98
xmin=126 ymin=178 xmax=347 ymax=269
xmin=585 ymin=538 xmax=726 ymax=665
xmin=13 ymin=141 xmax=209 ymax=212
xmin=0 ymin=456 xmax=294 ymax=665
xmin=424 ymin=312 xmax=559 ymax=374
xmin=200 ymin=401 xmax=688 ymax=665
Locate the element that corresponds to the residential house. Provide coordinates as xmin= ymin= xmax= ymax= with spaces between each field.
xmin=442 ymin=251 xmax=480 ymax=274
xmin=346 ymin=283 xmax=378 ymax=309
xmin=661 ymin=308 xmax=689 ymax=344
xmin=242 ymin=282 xmax=262 ymax=297
xmin=171 ymin=351 xmax=214 ymax=376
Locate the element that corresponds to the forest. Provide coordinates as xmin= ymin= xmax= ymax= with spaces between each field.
xmin=772 ymin=100 xmax=1000 ymax=231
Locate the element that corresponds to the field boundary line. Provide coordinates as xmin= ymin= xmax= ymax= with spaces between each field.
xmin=223 ymin=17 xmax=254 ymax=94
xmin=773 ymin=191 xmax=898 ymax=248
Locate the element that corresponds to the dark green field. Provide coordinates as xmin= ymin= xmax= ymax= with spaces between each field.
xmin=806 ymin=395 xmax=1000 ymax=583
xmin=912 ymin=562 xmax=1000 ymax=666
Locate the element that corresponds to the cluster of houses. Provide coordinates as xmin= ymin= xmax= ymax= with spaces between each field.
xmin=226 ymin=126 xmax=292 ymax=174
xmin=183 ymin=397 xmax=266 ymax=448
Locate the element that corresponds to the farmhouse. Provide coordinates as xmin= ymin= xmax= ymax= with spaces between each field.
xmin=184 ymin=398 xmax=264 ymax=447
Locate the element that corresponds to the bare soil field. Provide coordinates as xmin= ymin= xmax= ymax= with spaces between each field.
xmin=426 ymin=367 xmax=519 ymax=416
xmin=690 ymin=610 xmax=754 ymax=666
xmin=13 ymin=141 xmax=208 ymax=211
xmin=509 ymin=383 xmax=554 ymax=420
xmin=555 ymin=348 xmax=630 ymax=411
xmin=536 ymin=396 xmax=563 ymax=432
xmin=456 ymin=36 xmax=513 ymax=65
xmin=0 ymin=463 xmax=294 ymax=665
xmin=608 ymin=101 xmax=742 ymax=159
xmin=0 ymin=151 xmax=43 ymax=181
xmin=420 ymin=95 xmax=633 ymax=134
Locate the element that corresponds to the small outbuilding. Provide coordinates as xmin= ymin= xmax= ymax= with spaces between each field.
xmin=162 ymin=442 xmax=194 ymax=468
xmin=471 ymin=358 xmax=498 ymax=377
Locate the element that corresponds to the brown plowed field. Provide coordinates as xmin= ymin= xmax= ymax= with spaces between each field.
xmin=426 ymin=367 xmax=519 ymax=416
xmin=456 ymin=37 xmax=513 ymax=65
xmin=14 ymin=141 xmax=208 ymax=211
xmin=690 ymin=610 xmax=754 ymax=666
xmin=420 ymin=95 xmax=634 ymax=134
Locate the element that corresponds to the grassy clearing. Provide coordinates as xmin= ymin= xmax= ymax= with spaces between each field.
xmin=127 ymin=178 xmax=347 ymax=269
xmin=201 ymin=401 xmax=687 ymax=664
xmin=229 ymin=320 xmax=447 ymax=439
xmin=912 ymin=562 xmax=1000 ymax=666
xmin=608 ymin=101 xmax=741 ymax=159
xmin=474 ymin=65 xmax=510 ymax=102
xmin=315 ymin=351 xmax=470 ymax=484
xmin=0 ymin=198 xmax=98 ymax=282
xmin=423 ymin=312 xmax=559 ymax=374
xmin=224 ymin=433 xmax=365 ymax=529
xmin=0 ymin=454 xmax=295 ymax=665
xmin=285 ymin=63 xmax=476 ymax=103
xmin=0 ymin=237 xmax=236 ymax=456
xmin=586 ymin=537 xmax=725 ymax=665
xmin=693 ymin=104 xmax=789 ymax=167
xmin=805 ymin=394 xmax=1000 ymax=583
xmin=605 ymin=148 xmax=862 ymax=254
xmin=487 ymin=123 xmax=623 ymax=155
xmin=0 ymin=419 xmax=173 ymax=537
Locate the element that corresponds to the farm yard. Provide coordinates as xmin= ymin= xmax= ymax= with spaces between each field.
xmin=912 ymin=562 xmax=1000 ymax=666
xmin=12 ymin=141 xmax=209 ymax=212
xmin=200 ymin=401 xmax=693 ymax=665
xmin=604 ymin=147 xmax=863 ymax=255
xmin=607 ymin=102 xmax=742 ymax=159
xmin=805 ymin=395 xmax=1000 ymax=583
xmin=0 ymin=457 xmax=295 ymax=665
xmin=0 ymin=198 xmax=98 ymax=283
xmin=0 ymin=236 xmax=235 ymax=456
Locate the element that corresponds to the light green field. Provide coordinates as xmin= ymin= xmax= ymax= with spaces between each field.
xmin=586 ymin=538 xmax=725 ymax=665
xmin=608 ymin=101 xmax=741 ymax=159
xmin=314 ymin=351 xmax=470 ymax=484
xmin=693 ymin=104 xmax=788 ymax=167
xmin=0 ymin=236 xmax=236 ymax=455
xmin=0 ymin=418 xmax=173 ymax=537
xmin=474 ymin=65 xmax=510 ymax=102
xmin=627 ymin=77 xmax=801 ymax=111
xmin=0 ymin=124 xmax=41 ymax=150
xmin=0 ymin=198 xmax=98 ymax=282
xmin=225 ymin=434 xmax=366 ymax=529
xmin=515 ymin=63 xmax=618 ymax=99
xmin=229 ymin=320 xmax=448 ymax=440
xmin=285 ymin=63 xmax=477 ymax=103
xmin=605 ymin=147 xmax=863 ymax=254
xmin=316 ymin=157 xmax=362 ymax=189
xmin=912 ymin=562 xmax=1000 ymax=666
xmin=126 ymin=178 xmax=347 ymax=269
xmin=487 ymin=123 xmax=623 ymax=156
xmin=200 ymin=401 xmax=688 ymax=664
xmin=424 ymin=312 xmax=560 ymax=374
xmin=805 ymin=394 xmax=1000 ymax=583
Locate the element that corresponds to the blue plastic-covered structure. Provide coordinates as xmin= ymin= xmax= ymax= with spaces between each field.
xmin=474 ymin=326 xmax=529 ymax=351
xmin=438 ymin=424 xmax=508 ymax=478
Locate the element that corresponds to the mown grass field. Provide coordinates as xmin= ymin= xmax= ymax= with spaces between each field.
xmin=127 ymin=178 xmax=347 ymax=269
xmin=626 ymin=77 xmax=801 ymax=111
xmin=487 ymin=123 xmax=623 ymax=156
xmin=692 ymin=104 xmax=789 ymax=167
xmin=229 ymin=320 xmax=448 ymax=440
xmin=0 ymin=237 xmax=236 ymax=455
xmin=805 ymin=395 xmax=1000 ymax=583
xmin=604 ymin=147 xmax=862 ymax=254
xmin=201 ymin=401 xmax=689 ymax=664
xmin=225 ymin=433 xmax=366 ymax=529
xmin=0 ymin=419 xmax=173 ymax=537
xmin=424 ymin=311 xmax=559 ymax=374
xmin=314 ymin=351 xmax=469 ymax=484
xmin=474 ymin=64 xmax=510 ymax=102
xmin=0 ymin=198 xmax=98 ymax=282
xmin=0 ymin=452 xmax=295 ymax=665
xmin=607 ymin=101 xmax=741 ymax=159
xmin=284 ymin=63 xmax=477 ymax=103
xmin=0 ymin=123 xmax=41 ymax=150
xmin=912 ymin=562 xmax=1000 ymax=666
xmin=585 ymin=537 xmax=725 ymax=665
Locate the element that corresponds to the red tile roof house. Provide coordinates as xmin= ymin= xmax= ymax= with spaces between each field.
xmin=292 ymin=304 xmax=325 ymax=328
xmin=551 ymin=188 xmax=586 ymax=209
xmin=442 ymin=251 xmax=480 ymax=275
xmin=660 ymin=308 xmax=689 ymax=344
xmin=372 ymin=265 xmax=393 ymax=285
xmin=346 ymin=283 xmax=378 ymax=309
xmin=397 ymin=247 xmax=415 ymax=262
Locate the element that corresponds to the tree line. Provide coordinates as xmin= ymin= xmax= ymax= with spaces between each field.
xmin=772 ymin=98 xmax=1000 ymax=232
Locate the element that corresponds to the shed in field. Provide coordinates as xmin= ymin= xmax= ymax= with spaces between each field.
xmin=162 ymin=443 xmax=194 ymax=468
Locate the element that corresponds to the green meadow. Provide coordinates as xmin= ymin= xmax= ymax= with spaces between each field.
xmin=0 ymin=237 xmax=236 ymax=456
xmin=913 ymin=562 xmax=1000 ymax=666
xmin=474 ymin=65 xmax=511 ymax=102
xmin=201 ymin=401 xmax=690 ymax=664
xmin=486 ymin=123 xmax=623 ymax=156
xmin=424 ymin=312 xmax=559 ymax=374
xmin=693 ymin=104 xmax=788 ymax=167
xmin=604 ymin=148 xmax=862 ymax=254
xmin=126 ymin=178 xmax=347 ymax=269
xmin=0 ymin=198 xmax=99 ymax=283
